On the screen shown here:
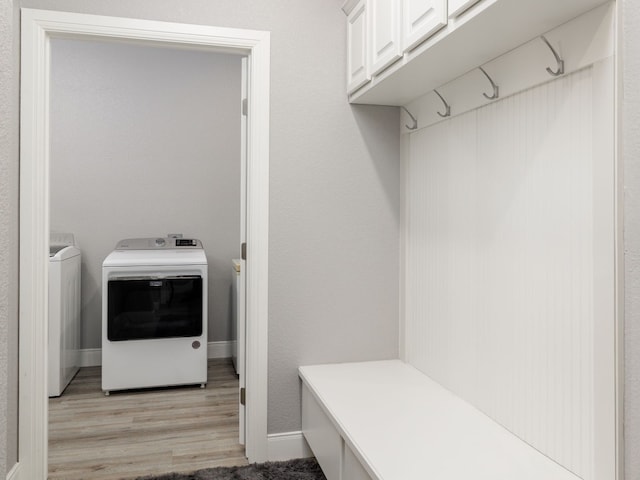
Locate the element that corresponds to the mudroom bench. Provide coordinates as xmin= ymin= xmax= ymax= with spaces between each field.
xmin=299 ymin=360 xmax=581 ymax=480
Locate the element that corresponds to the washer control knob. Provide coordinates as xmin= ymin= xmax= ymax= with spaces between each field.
xmin=154 ymin=238 xmax=166 ymax=247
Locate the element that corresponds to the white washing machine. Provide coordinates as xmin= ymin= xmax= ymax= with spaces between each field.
xmin=49 ymin=233 xmax=81 ymax=397
xmin=102 ymin=236 xmax=208 ymax=394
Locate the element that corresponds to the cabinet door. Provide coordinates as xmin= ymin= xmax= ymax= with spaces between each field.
xmin=448 ymin=0 xmax=481 ymax=18
xmin=402 ymin=0 xmax=447 ymax=52
xmin=369 ymin=0 xmax=402 ymax=76
xmin=343 ymin=443 xmax=373 ymax=480
xmin=302 ymin=386 xmax=342 ymax=480
xmin=347 ymin=0 xmax=370 ymax=94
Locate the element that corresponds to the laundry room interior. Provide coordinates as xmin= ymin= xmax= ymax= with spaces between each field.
xmin=47 ymin=37 xmax=247 ymax=476
xmin=50 ymin=38 xmax=243 ymax=358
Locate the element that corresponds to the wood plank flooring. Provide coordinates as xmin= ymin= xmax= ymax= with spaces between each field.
xmin=48 ymin=359 xmax=248 ymax=480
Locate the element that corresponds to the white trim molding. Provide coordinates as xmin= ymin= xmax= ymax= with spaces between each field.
xmin=267 ymin=432 xmax=313 ymax=462
xmin=19 ymin=9 xmax=270 ymax=478
xmin=78 ymin=348 xmax=101 ymax=368
xmin=341 ymin=0 xmax=360 ymax=16
xmin=6 ymin=463 xmax=21 ymax=480
xmin=207 ymin=341 xmax=234 ymax=360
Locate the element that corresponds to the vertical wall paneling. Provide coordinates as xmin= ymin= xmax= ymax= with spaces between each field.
xmin=406 ymin=110 xmax=479 ymax=402
xmin=405 ymin=64 xmax=615 ymax=480
xmin=399 ymin=133 xmax=410 ymax=361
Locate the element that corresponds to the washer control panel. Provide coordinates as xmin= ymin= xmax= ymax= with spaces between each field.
xmin=115 ymin=237 xmax=202 ymax=250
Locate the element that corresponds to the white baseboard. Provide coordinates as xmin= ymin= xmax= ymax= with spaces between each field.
xmin=207 ymin=340 xmax=233 ymax=359
xmin=267 ymin=431 xmax=313 ymax=461
xmin=79 ymin=348 xmax=101 ymax=367
xmin=6 ymin=462 xmax=20 ymax=480
xmin=78 ymin=341 xmax=233 ymax=367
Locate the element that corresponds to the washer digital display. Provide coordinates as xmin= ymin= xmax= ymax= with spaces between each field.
xmin=176 ymin=239 xmax=197 ymax=247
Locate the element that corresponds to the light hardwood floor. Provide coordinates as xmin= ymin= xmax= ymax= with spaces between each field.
xmin=48 ymin=359 xmax=248 ymax=480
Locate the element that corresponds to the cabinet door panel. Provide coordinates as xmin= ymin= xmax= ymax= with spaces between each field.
xmin=370 ymin=0 xmax=402 ymax=75
xmin=402 ymin=0 xmax=447 ymax=52
xmin=302 ymin=386 xmax=342 ymax=480
xmin=448 ymin=0 xmax=481 ymax=18
xmin=343 ymin=443 xmax=373 ymax=480
xmin=347 ymin=0 xmax=370 ymax=93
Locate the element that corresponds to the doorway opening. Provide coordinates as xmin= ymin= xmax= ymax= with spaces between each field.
xmin=47 ymin=37 xmax=246 ymax=478
xmin=19 ymin=9 xmax=270 ymax=479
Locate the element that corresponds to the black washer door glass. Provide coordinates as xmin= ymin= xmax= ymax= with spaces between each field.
xmin=108 ymin=276 xmax=203 ymax=341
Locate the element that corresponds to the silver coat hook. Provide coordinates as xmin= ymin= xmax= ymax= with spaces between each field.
xmin=433 ymin=89 xmax=451 ymax=118
xmin=479 ymin=67 xmax=499 ymax=100
xmin=401 ymin=106 xmax=418 ymax=130
xmin=540 ymin=35 xmax=564 ymax=77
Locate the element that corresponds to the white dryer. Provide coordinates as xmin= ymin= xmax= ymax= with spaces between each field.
xmin=102 ymin=237 xmax=208 ymax=394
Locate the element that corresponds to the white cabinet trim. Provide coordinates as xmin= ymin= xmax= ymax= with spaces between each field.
xmin=350 ymin=0 xmax=611 ymax=105
xmin=369 ymin=0 xmax=403 ymax=76
xmin=401 ymin=0 xmax=447 ymax=52
xmin=342 ymin=0 xmax=361 ymax=16
xmin=347 ymin=0 xmax=371 ymax=93
xmin=448 ymin=0 xmax=481 ymax=18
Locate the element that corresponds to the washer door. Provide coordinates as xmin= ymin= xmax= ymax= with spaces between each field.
xmin=107 ymin=276 xmax=203 ymax=341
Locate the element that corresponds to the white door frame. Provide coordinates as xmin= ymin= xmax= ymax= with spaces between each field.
xmin=18 ymin=9 xmax=270 ymax=479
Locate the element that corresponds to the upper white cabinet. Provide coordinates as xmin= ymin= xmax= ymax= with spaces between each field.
xmin=347 ymin=0 xmax=370 ymax=94
xmin=448 ymin=0 xmax=481 ymax=18
xmin=345 ymin=0 xmax=446 ymax=93
xmin=369 ymin=0 xmax=403 ymax=76
xmin=402 ymin=0 xmax=447 ymax=52
xmin=342 ymin=0 xmax=611 ymax=105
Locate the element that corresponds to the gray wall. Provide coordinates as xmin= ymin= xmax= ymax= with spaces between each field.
xmin=50 ymin=38 xmax=242 ymax=348
xmin=1 ymin=1 xmax=400 ymax=471
xmin=0 ymin=0 xmax=21 ymax=475
xmin=624 ymin=0 xmax=640 ymax=478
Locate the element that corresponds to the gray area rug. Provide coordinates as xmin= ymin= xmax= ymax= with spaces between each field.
xmin=136 ymin=458 xmax=326 ymax=480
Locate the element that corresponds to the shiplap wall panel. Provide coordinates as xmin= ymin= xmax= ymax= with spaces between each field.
xmin=407 ymin=110 xmax=480 ymax=403
xmin=406 ymin=68 xmax=596 ymax=479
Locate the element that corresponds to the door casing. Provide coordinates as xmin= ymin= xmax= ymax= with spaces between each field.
xmin=18 ymin=9 xmax=271 ymax=478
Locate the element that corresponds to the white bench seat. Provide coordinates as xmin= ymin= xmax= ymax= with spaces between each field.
xmin=299 ymin=360 xmax=581 ymax=480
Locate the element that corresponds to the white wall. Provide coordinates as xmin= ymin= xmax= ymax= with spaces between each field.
xmin=50 ymin=39 xmax=242 ymax=348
